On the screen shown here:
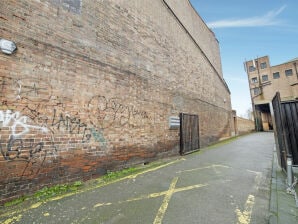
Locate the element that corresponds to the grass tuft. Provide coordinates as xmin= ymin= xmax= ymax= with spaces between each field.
xmin=3 ymin=181 xmax=83 ymax=207
xmin=102 ymin=167 xmax=137 ymax=182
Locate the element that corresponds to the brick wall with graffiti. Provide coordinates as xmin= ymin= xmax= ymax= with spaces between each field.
xmin=0 ymin=0 xmax=232 ymax=203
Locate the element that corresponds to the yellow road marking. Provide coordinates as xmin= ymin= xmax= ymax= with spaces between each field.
xmin=173 ymin=183 xmax=208 ymax=193
xmin=30 ymin=202 xmax=43 ymax=209
xmin=93 ymin=202 xmax=112 ymax=208
xmin=153 ymin=177 xmax=178 ymax=224
xmin=1 ymin=159 xmax=183 ymax=221
xmin=92 ymin=177 xmax=208 ymax=224
xmin=177 ymin=164 xmax=230 ymax=174
xmin=93 ymin=182 xmax=208 ymax=208
xmin=126 ymin=159 xmax=183 ymax=179
xmin=2 ymin=214 xmax=22 ymax=224
xmin=235 ymin=194 xmax=255 ymax=224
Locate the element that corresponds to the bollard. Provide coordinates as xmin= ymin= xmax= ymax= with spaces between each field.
xmin=287 ymin=157 xmax=293 ymax=188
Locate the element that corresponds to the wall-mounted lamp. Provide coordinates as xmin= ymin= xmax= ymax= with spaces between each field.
xmin=0 ymin=38 xmax=17 ymax=55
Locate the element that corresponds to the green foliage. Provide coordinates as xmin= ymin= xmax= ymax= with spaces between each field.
xmin=3 ymin=181 xmax=83 ymax=207
xmin=3 ymin=164 xmax=159 ymax=208
xmin=102 ymin=167 xmax=137 ymax=182
xmin=3 ymin=164 xmax=155 ymax=208
xmin=34 ymin=181 xmax=83 ymax=201
xmin=4 ymin=196 xmax=27 ymax=207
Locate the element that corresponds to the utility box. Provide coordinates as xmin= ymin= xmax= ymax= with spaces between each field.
xmin=169 ymin=116 xmax=180 ymax=129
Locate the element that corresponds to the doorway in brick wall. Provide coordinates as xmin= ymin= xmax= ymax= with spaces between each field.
xmin=179 ymin=113 xmax=200 ymax=155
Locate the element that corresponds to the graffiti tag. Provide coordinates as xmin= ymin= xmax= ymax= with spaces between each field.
xmin=0 ymin=110 xmax=48 ymax=137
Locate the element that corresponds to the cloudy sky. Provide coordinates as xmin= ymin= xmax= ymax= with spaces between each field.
xmin=189 ymin=0 xmax=298 ymax=118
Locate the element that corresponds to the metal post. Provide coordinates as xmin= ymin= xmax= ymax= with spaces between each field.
xmin=286 ymin=156 xmax=298 ymax=207
xmin=287 ymin=156 xmax=293 ymax=188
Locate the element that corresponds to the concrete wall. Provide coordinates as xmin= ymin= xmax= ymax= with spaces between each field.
xmin=0 ymin=0 xmax=232 ymax=203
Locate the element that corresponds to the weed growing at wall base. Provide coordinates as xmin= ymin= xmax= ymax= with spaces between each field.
xmin=33 ymin=181 xmax=83 ymax=201
xmin=3 ymin=196 xmax=27 ymax=207
xmin=3 ymin=167 xmax=140 ymax=207
xmin=4 ymin=181 xmax=83 ymax=207
xmin=102 ymin=167 xmax=137 ymax=182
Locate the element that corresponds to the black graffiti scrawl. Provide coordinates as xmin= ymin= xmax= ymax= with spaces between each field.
xmin=88 ymin=95 xmax=151 ymax=128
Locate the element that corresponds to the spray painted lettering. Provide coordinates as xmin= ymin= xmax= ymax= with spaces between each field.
xmin=1 ymin=137 xmax=44 ymax=161
xmin=0 ymin=110 xmax=48 ymax=137
xmin=20 ymin=106 xmax=107 ymax=145
xmin=0 ymin=136 xmax=58 ymax=177
xmin=51 ymin=109 xmax=87 ymax=134
xmin=0 ymin=76 xmax=52 ymax=102
xmin=88 ymin=95 xmax=151 ymax=128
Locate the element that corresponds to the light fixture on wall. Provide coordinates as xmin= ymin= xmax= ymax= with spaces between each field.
xmin=0 ymin=38 xmax=17 ymax=55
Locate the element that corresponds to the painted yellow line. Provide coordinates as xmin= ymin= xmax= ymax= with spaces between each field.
xmin=127 ymin=159 xmax=183 ymax=179
xmin=235 ymin=194 xmax=255 ymax=224
xmin=153 ymin=177 xmax=178 ymax=224
xmin=30 ymin=202 xmax=43 ymax=209
xmin=92 ymin=182 xmax=208 ymax=208
xmin=2 ymin=214 xmax=22 ymax=224
xmin=172 ymin=183 xmax=208 ymax=193
xmin=93 ymin=202 xmax=112 ymax=208
xmin=1 ymin=158 xmax=183 ymax=221
xmin=177 ymin=164 xmax=231 ymax=174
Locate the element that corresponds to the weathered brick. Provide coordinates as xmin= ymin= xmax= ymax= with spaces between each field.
xmin=0 ymin=0 xmax=233 ymax=204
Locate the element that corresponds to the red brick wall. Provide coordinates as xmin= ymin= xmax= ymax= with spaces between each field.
xmin=0 ymin=0 xmax=232 ymax=203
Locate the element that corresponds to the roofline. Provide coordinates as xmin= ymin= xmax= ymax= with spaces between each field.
xmin=186 ymin=0 xmax=219 ymax=42
xmin=162 ymin=0 xmax=230 ymax=94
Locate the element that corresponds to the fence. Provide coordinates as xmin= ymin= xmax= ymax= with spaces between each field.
xmin=272 ymin=92 xmax=298 ymax=170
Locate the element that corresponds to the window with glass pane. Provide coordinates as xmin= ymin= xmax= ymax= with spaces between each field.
xmin=262 ymin=75 xmax=268 ymax=82
xmin=253 ymin=87 xmax=260 ymax=95
xmin=260 ymin=62 xmax=267 ymax=69
xmin=285 ymin=69 xmax=293 ymax=76
xmin=251 ymin=77 xmax=258 ymax=83
xmin=249 ymin=66 xmax=256 ymax=72
xmin=273 ymin=72 xmax=280 ymax=79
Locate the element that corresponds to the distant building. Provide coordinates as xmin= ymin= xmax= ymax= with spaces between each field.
xmin=245 ymin=56 xmax=298 ymax=131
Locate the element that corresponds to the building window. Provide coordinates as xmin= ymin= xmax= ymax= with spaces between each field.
xmin=249 ymin=66 xmax=256 ymax=72
xmin=285 ymin=69 xmax=293 ymax=76
xmin=260 ymin=62 xmax=267 ymax=69
xmin=262 ymin=75 xmax=268 ymax=82
xmin=251 ymin=77 xmax=258 ymax=83
xmin=273 ymin=72 xmax=280 ymax=79
xmin=253 ymin=87 xmax=260 ymax=95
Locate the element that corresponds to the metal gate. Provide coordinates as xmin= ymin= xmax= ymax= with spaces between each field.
xmin=179 ymin=113 xmax=199 ymax=155
xmin=272 ymin=92 xmax=298 ymax=169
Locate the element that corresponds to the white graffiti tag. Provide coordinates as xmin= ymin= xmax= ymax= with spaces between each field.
xmin=0 ymin=110 xmax=48 ymax=137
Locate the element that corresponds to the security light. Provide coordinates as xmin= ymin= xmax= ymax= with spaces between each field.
xmin=0 ymin=38 xmax=17 ymax=55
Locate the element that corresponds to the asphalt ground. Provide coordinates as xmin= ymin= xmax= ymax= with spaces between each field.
xmin=0 ymin=132 xmax=275 ymax=224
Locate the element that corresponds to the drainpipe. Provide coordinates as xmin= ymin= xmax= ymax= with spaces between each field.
xmin=294 ymin=62 xmax=298 ymax=79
